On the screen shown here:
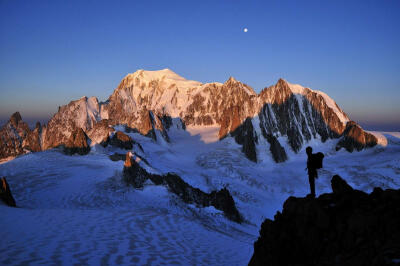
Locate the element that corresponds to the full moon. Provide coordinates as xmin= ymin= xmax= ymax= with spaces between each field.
xmin=243 ymin=28 xmax=248 ymax=33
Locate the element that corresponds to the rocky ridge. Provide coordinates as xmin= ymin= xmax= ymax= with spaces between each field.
xmin=249 ymin=175 xmax=400 ymax=266
xmin=0 ymin=69 xmax=377 ymax=161
xmin=123 ymin=152 xmax=242 ymax=223
xmin=0 ymin=112 xmax=42 ymax=159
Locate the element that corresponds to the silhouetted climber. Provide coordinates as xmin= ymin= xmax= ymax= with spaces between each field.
xmin=306 ymin=147 xmax=324 ymax=198
xmin=0 ymin=177 xmax=16 ymax=207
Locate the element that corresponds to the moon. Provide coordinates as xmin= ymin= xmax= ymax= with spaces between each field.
xmin=244 ymin=28 xmax=248 ymax=33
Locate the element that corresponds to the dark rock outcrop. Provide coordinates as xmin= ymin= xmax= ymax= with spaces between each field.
xmin=0 ymin=177 xmax=16 ymax=207
xmin=64 ymin=128 xmax=90 ymax=155
xmin=110 ymin=131 xmax=134 ymax=149
xmin=208 ymin=187 xmax=242 ymax=222
xmin=123 ymin=152 xmax=153 ymax=188
xmin=266 ymin=134 xmax=287 ymax=163
xmin=336 ymin=121 xmax=378 ymax=152
xmin=109 ymin=153 xmax=126 ymax=161
xmin=231 ymin=118 xmax=258 ymax=162
xmin=123 ymin=152 xmax=242 ymax=222
xmin=249 ymin=175 xmax=400 ymax=266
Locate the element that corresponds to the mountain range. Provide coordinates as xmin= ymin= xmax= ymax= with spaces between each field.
xmin=1 ymin=69 xmax=399 ymax=265
xmin=0 ymin=69 xmax=378 ymax=162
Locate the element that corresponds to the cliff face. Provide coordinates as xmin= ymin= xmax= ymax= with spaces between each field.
xmin=102 ymin=70 xmax=349 ymax=144
xmin=101 ymin=70 xmax=373 ymax=162
xmin=257 ymin=79 xmax=348 ymax=156
xmin=41 ymin=96 xmax=101 ymax=150
xmin=0 ymin=69 xmax=377 ymax=161
xmin=249 ymin=175 xmax=400 ymax=266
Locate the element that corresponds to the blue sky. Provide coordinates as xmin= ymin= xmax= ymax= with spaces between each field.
xmin=0 ymin=0 xmax=399 ymax=130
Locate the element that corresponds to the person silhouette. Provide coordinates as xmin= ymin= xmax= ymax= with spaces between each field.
xmin=306 ymin=146 xmax=318 ymax=198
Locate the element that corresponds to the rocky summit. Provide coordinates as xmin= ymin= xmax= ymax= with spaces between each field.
xmin=249 ymin=175 xmax=400 ymax=266
xmin=0 ymin=112 xmax=42 ymax=159
xmin=0 ymin=69 xmax=377 ymax=162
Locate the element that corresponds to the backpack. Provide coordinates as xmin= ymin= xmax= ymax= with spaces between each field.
xmin=312 ymin=152 xmax=324 ymax=169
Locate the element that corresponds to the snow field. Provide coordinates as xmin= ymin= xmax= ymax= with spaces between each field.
xmin=1 ymin=129 xmax=399 ymax=265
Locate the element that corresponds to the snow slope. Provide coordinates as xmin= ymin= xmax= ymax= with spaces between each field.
xmin=1 ymin=130 xmax=399 ymax=265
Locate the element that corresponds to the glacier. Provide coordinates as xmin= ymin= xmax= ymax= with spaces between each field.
xmin=1 ymin=126 xmax=399 ymax=265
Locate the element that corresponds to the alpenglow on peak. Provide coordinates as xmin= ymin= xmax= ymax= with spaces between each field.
xmin=1 ymin=68 xmax=376 ymax=165
xmin=119 ymin=69 xmax=203 ymax=92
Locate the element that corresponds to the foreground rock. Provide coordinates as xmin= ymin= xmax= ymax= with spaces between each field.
xmin=64 ymin=128 xmax=90 ymax=155
xmin=249 ymin=175 xmax=400 ymax=266
xmin=123 ymin=152 xmax=242 ymax=223
xmin=0 ymin=177 xmax=16 ymax=207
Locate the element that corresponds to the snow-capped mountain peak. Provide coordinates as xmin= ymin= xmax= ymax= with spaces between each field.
xmin=121 ymin=68 xmax=202 ymax=92
xmin=283 ymin=80 xmax=349 ymax=123
xmin=0 ymin=68 xmax=377 ymax=164
xmin=264 ymin=78 xmax=309 ymax=98
xmin=223 ymin=76 xmax=257 ymax=96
